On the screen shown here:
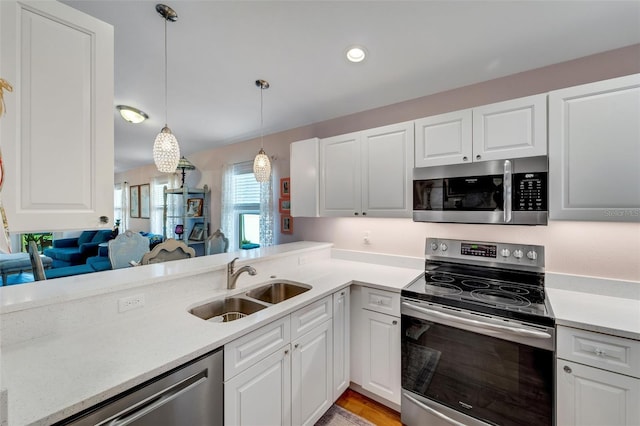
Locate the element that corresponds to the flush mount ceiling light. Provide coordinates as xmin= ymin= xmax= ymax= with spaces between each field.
xmin=346 ymin=46 xmax=367 ymax=63
xmin=253 ymin=79 xmax=272 ymax=183
xmin=152 ymin=3 xmax=180 ymax=174
xmin=116 ymin=105 xmax=149 ymax=124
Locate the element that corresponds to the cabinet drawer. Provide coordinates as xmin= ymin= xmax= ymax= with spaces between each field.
xmin=361 ymin=287 xmax=400 ymax=316
xmin=291 ymin=296 xmax=332 ymax=340
xmin=225 ymin=316 xmax=291 ymax=379
xmin=557 ymin=326 xmax=640 ymax=378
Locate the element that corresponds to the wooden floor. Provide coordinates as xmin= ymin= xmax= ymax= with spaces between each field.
xmin=336 ymin=389 xmax=401 ymax=426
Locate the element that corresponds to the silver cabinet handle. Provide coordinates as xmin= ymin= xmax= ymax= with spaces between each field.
xmin=294 ymin=343 xmax=299 ymax=349
xmin=403 ymin=393 xmax=466 ymax=426
xmin=392 ymin=320 xmax=398 ymax=325
xmin=476 ymin=155 xmax=481 ymax=160
xmin=462 ymin=156 xmax=468 ymax=161
xmin=103 ymin=370 xmax=207 ymax=426
xmin=503 ymin=160 xmax=512 ymax=223
xmin=563 ymin=365 xmax=572 ymax=374
xmin=402 ymin=302 xmax=551 ymax=339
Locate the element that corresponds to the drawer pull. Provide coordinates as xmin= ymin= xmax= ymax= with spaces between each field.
xmin=563 ymin=365 xmax=572 ymax=374
xmin=594 ymin=348 xmax=607 ymax=357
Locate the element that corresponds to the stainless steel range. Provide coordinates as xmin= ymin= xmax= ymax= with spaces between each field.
xmin=401 ymin=238 xmax=555 ymax=426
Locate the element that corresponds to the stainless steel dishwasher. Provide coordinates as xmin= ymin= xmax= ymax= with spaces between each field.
xmin=56 ymin=347 xmax=223 ymax=426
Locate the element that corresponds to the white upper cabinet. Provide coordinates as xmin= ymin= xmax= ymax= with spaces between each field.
xmin=290 ymin=138 xmax=319 ymax=217
xmin=415 ymin=109 xmax=472 ymax=167
xmin=473 ymin=94 xmax=547 ymax=161
xmin=549 ymin=73 xmax=640 ymax=222
xmin=320 ymin=121 xmax=414 ymax=218
xmin=360 ymin=122 xmax=414 ymax=217
xmin=415 ymin=94 xmax=547 ymax=167
xmin=320 ymin=131 xmax=362 ymax=217
xmin=0 ymin=0 xmax=114 ymax=232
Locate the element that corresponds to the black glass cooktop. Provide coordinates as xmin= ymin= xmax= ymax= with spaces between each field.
xmin=402 ymin=261 xmax=554 ymax=326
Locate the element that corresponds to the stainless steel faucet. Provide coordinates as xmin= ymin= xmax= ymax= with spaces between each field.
xmin=226 ymin=257 xmax=257 ymax=289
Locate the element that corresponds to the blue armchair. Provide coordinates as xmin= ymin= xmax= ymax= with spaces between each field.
xmin=44 ymin=229 xmax=114 ymax=267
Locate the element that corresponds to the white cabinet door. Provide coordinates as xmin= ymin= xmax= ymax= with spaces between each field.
xmin=361 ymin=121 xmax=414 ymax=218
xmin=549 ymin=74 xmax=640 ymax=222
xmin=290 ymin=138 xmax=320 ymax=217
xmin=292 ymin=319 xmax=333 ymax=426
xmin=0 ymin=0 xmax=114 ymax=232
xmin=225 ymin=346 xmax=292 ymax=426
xmin=320 ymin=132 xmax=361 ymax=217
xmin=472 ymin=94 xmax=547 ymax=162
xmin=415 ymin=109 xmax=472 ymax=167
xmin=333 ymin=288 xmax=350 ymax=401
xmin=362 ymin=309 xmax=401 ymax=405
xmin=557 ymin=360 xmax=640 ymax=426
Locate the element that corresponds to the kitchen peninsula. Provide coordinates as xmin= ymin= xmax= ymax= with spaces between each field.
xmin=1 ymin=242 xmax=639 ymax=425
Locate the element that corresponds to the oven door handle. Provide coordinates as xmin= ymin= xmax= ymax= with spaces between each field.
xmin=403 ymin=393 xmax=467 ymax=426
xmin=402 ymin=302 xmax=552 ymax=339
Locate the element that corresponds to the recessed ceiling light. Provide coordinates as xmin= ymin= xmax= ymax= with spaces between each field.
xmin=346 ymin=46 xmax=367 ymax=63
xmin=116 ymin=105 xmax=149 ymax=124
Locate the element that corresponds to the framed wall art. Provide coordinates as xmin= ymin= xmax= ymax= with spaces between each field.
xmin=281 ymin=215 xmax=293 ymax=234
xmin=129 ymin=185 xmax=140 ymax=218
xmin=279 ymin=198 xmax=291 ymax=214
xmin=140 ymin=184 xmax=150 ymax=218
xmin=280 ymin=177 xmax=290 ymax=197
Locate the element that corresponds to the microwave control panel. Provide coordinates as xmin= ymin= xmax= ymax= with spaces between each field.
xmin=513 ymin=172 xmax=547 ymax=211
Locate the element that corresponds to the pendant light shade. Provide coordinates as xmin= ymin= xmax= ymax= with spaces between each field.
xmin=153 ymin=126 xmax=180 ymax=173
xmin=253 ymin=148 xmax=271 ymax=182
xmin=253 ymin=79 xmax=271 ymax=182
xmin=153 ymin=4 xmax=180 ymax=173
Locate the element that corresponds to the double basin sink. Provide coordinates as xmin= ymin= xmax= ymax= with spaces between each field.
xmin=189 ymin=280 xmax=311 ymax=323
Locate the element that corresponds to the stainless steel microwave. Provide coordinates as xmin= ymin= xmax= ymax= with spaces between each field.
xmin=413 ymin=156 xmax=548 ymax=225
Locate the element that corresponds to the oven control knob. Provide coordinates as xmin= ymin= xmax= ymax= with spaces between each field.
xmin=430 ymin=242 xmax=439 ymax=251
xmin=440 ymin=243 xmax=448 ymax=252
xmin=513 ymin=249 xmax=524 ymax=259
xmin=500 ymin=248 xmax=511 ymax=258
xmin=527 ymin=250 xmax=538 ymax=261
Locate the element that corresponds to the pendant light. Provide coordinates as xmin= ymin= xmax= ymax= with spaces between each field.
xmin=253 ymin=79 xmax=271 ymax=182
xmin=153 ymin=4 xmax=180 ymax=173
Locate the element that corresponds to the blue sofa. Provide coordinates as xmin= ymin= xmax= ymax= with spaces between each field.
xmin=44 ymin=229 xmax=115 ymax=267
xmin=43 ymin=232 xmax=164 ymax=279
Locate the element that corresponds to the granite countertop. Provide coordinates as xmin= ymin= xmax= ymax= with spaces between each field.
xmin=0 ymin=246 xmax=422 ymax=426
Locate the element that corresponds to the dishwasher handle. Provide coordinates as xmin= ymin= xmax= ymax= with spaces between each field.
xmin=101 ymin=370 xmax=208 ymax=426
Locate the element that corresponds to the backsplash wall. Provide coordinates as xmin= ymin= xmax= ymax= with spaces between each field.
xmin=296 ymin=217 xmax=640 ymax=282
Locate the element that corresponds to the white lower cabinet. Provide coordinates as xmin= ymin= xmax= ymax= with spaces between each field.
xmin=333 ymin=287 xmax=350 ymax=401
xmin=556 ymin=360 xmax=640 ymax=426
xmin=361 ymin=308 xmax=401 ymax=405
xmin=225 ymin=346 xmax=292 ymax=426
xmin=556 ymin=325 xmax=640 ymax=425
xmin=224 ymin=292 xmax=342 ymax=426
xmin=292 ymin=319 xmax=333 ymax=426
xmin=351 ymin=286 xmax=402 ymax=407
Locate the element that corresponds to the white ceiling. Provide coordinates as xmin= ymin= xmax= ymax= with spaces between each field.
xmin=61 ymin=1 xmax=640 ymax=173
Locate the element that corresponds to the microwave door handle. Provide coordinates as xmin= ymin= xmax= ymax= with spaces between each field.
xmin=503 ymin=160 xmax=512 ymax=223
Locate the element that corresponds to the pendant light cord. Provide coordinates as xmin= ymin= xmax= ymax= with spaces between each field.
xmin=164 ymin=17 xmax=168 ymax=127
xmin=260 ymin=85 xmax=264 ymax=149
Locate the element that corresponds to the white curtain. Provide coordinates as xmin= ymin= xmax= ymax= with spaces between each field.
xmin=259 ymin=180 xmax=274 ymax=247
xmin=221 ymin=163 xmax=237 ymax=250
xmin=151 ymin=176 xmax=180 ymax=237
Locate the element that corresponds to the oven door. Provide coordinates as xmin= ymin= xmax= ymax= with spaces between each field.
xmin=401 ymin=299 xmax=554 ymax=426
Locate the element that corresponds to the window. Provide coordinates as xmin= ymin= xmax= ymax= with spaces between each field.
xmin=222 ymin=161 xmax=273 ymax=250
xmin=151 ymin=177 xmax=175 ymax=236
